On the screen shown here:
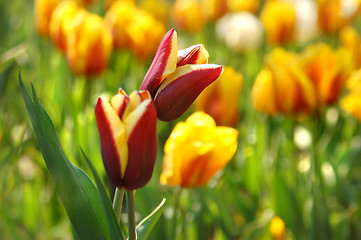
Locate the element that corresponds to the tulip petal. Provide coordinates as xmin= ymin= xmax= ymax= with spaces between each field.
xmin=122 ymin=99 xmax=158 ymax=189
xmin=110 ymin=89 xmax=129 ymax=119
xmin=177 ymin=44 xmax=209 ymax=67
xmin=95 ymin=97 xmax=128 ymax=187
xmin=154 ymin=64 xmax=223 ymax=121
xmin=140 ymin=28 xmax=178 ymax=97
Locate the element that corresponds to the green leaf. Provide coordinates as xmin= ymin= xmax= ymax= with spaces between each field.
xmin=80 ymin=148 xmax=125 ymax=240
xmin=136 ymin=198 xmax=166 ymax=240
xmin=19 ymin=74 xmax=112 ymax=240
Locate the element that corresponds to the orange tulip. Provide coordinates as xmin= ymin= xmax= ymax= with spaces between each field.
xmin=34 ymin=0 xmax=61 ymax=36
xmin=194 ymin=66 xmax=243 ymax=127
xmin=252 ymin=48 xmax=316 ymax=116
xmin=172 ymin=0 xmax=206 ymax=33
xmin=260 ymin=1 xmax=296 ymax=45
xmin=202 ymin=0 xmax=228 ymax=21
xmin=160 ymin=112 xmax=238 ymax=187
xmin=299 ymin=43 xmax=353 ymax=106
xmin=66 ymin=11 xmax=113 ymax=76
xmin=49 ymin=1 xmax=82 ymax=53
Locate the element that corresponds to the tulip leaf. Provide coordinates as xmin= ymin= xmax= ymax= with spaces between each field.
xmin=19 ymin=74 xmax=112 ymax=240
xmin=136 ymin=198 xmax=166 ymax=240
xmin=80 ymin=148 xmax=125 ymax=240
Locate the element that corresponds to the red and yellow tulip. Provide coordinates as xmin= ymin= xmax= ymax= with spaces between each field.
xmin=270 ymin=216 xmax=286 ymax=240
xmin=160 ymin=112 xmax=238 ymax=187
xmin=140 ymin=29 xmax=223 ymax=121
xmin=95 ymin=89 xmax=157 ymax=190
xmin=260 ymin=1 xmax=296 ymax=45
xmin=252 ymin=48 xmax=316 ymax=116
xmin=66 ymin=11 xmax=113 ymax=76
xmin=194 ymin=66 xmax=243 ymax=127
xmin=299 ymin=43 xmax=353 ymax=107
xmin=34 ymin=0 xmax=61 ymax=36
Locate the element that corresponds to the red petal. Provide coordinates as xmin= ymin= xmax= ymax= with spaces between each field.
xmin=154 ymin=64 xmax=223 ymax=121
xmin=95 ymin=98 xmax=127 ymax=187
xmin=140 ymin=28 xmax=178 ymax=98
xmin=177 ymin=44 xmax=209 ymax=67
xmin=121 ymin=101 xmax=158 ymax=190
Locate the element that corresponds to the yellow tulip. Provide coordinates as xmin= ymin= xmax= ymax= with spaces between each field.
xmin=160 ymin=112 xmax=238 ymax=187
xmin=105 ymin=0 xmax=135 ymax=9
xmin=172 ymin=0 xmax=207 ymax=33
xmin=299 ymin=43 xmax=353 ymax=107
xmin=202 ymin=0 xmax=228 ymax=21
xmin=252 ymin=48 xmax=316 ymax=116
xmin=340 ymin=26 xmax=361 ymax=68
xmin=340 ymin=69 xmax=361 ymax=122
xmin=49 ymin=1 xmax=82 ymax=53
xmin=270 ymin=216 xmax=286 ymax=240
xmin=139 ymin=0 xmax=170 ymax=24
xmin=66 ymin=12 xmax=113 ymax=76
xmin=194 ymin=66 xmax=243 ymax=127
xmin=34 ymin=0 xmax=61 ymax=36
xmin=227 ymin=0 xmax=259 ymax=14
xmin=260 ymin=1 xmax=296 ymax=45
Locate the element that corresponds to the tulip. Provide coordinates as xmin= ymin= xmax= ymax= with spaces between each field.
xmin=49 ymin=1 xmax=82 ymax=53
xmin=95 ymin=89 xmax=157 ymax=190
xmin=160 ymin=112 xmax=238 ymax=187
xmin=340 ymin=26 xmax=361 ymax=68
xmin=252 ymin=48 xmax=316 ymax=116
xmin=299 ymin=43 xmax=353 ymax=107
xmin=34 ymin=0 xmax=60 ymax=36
xmin=139 ymin=0 xmax=170 ymax=24
xmin=202 ymin=0 xmax=228 ymax=21
xmin=172 ymin=0 xmax=206 ymax=33
xmin=140 ymin=29 xmax=223 ymax=121
xmin=340 ymin=69 xmax=361 ymax=122
xmin=227 ymin=0 xmax=259 ymax=14
xmin=270 ymin=216 xmax=286 ymax=240
xmin=66 ymin=11 xmax=113 ymax=76
xmin=260 ymin=1 xmax=296 ymax=45
xmin=194 ymin=66 xmax=243 ymax=127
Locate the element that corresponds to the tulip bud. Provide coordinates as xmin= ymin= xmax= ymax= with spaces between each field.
xmin=95 ymin=90 xmax=157 ymax=190
xmin=160 ymin=112 xmax=238 ymax=187
xmin=140 ymin=28 xmax=223 ymax=121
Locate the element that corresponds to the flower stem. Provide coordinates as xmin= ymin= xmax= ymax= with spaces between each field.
xmin=127 ymin=190 xmax=136 ymax=240
xmin=172 ymin=187 xmax=183 ymax=240
xmin=113 ymin=188 xmax=125 ymax=222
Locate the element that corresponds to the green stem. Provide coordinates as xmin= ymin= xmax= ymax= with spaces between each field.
xmin=172 ymin=187 xmax=183 ymax=240
xmin=127 ymin=190 xmax=136 ymax=240
xmin=113 ymin=188 xmax=125 ymax=223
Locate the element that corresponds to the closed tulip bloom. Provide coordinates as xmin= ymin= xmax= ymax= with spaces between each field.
xmin=260 ymin=1 xmax=296 ymax=45
xmin=194 ymin=66 xmax=243 ymax=127
xmin=34 ymin=0 xmax=60 ymax=36
xmin=140 ymin=29 xmax=223 ymax=121
xmin=252 ymin=48 xmax=316 ymax=116
xmin=340 ymin=26 xmax=361 ymax=68
xmin=172 ymin=0 xmax=206 ymax=33
xmin=160 ymin=112 xmax=238 ymax=187
xmin=202 ymin=0 xmax=228 ymax=21
xmin=139 ymin=0 xmax=170 ymax=24
xmin=49 ymin=1 xmax=82 ymax=53
xmin=95 ymin=89 xmax=157 ymax=190
xmin=299 ymin=43 xmax=353 ymax=106
xmin=66 ymin=12 xmax=113 ymax=76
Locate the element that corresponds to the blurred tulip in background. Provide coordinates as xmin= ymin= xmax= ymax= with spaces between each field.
xmin=340 ymin=26 xmax=361 ymax=68
xmin=202 ymin=0 xmax=228 ymax=21
xmin=160 ymin=112 xmax=238 ymax=187
xmin=139 ymin=0 xmax=170 ymax=24
xmin=194 ymin=66 xmax=243 ymax=127
xmin=270 ymin=216 xmax=286 ymax=240
xmin=34 ymin=0 xmax=61 ymax=36
xmin=95 ymin=89 xmax=157 ymax=190
xmin=66 ymin=11 xmax=113 ymax=76
xmin=227 ymin=0 xmax=259 ymax=14
xmin=252 ymin=48 xmax=316 ymax=116
xmin=260 ymin=0 xmax=296 ymax=45
xmin=341 ymin=69 xmax=361 ymax=121
xmin=299 ymin=43 xmax=353 ymax=107
xmin=172 ymin=0 xmax=206 ymax=33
